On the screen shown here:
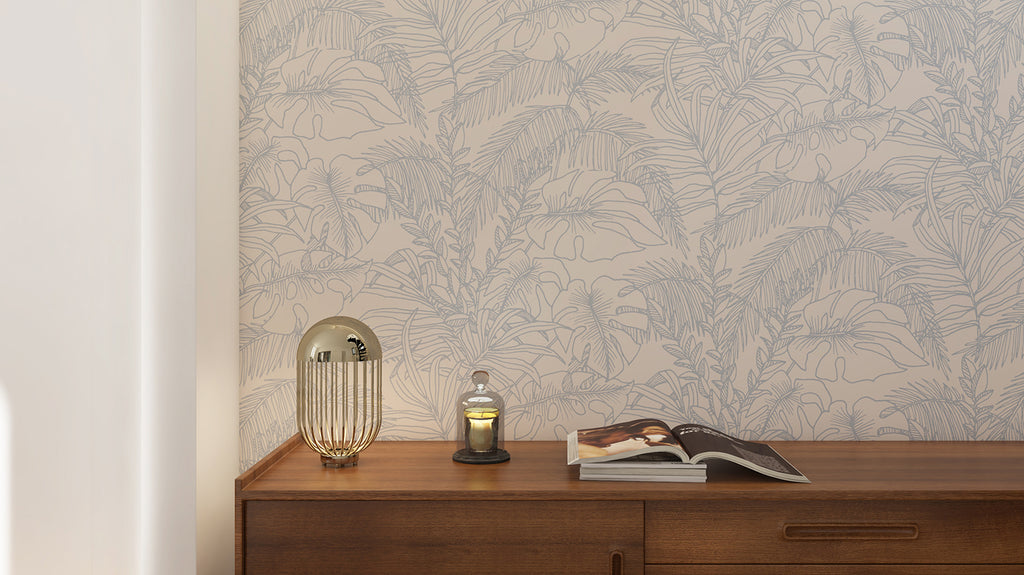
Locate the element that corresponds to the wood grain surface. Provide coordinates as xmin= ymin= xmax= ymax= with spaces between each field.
xmin=238 ymin=436 xmax=1024 ymax=501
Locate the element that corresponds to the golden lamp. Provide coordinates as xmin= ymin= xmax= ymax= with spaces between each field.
xmin=296 ymin=316 xmax=382 ymax=467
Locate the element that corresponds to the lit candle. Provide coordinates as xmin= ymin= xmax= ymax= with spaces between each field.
xmin=464 ymin=407 xmax=499 ymax=452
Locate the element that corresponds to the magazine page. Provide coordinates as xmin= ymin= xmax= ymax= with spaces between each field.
xmin=567 ymin=418 xmax=687 ymax=464
xmin=671 ymin=424 xmax=809 ymax=483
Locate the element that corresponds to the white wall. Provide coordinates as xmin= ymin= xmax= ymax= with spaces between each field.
xmin=142 ymin=0 xmax=197 ymax=571
xmin=1 ymin=0 xmax=208 ymax=572
xmin=2 ymin=0 xmax=144 ymax=571
xmin=197 ymin=0 xmax=240 ymax=571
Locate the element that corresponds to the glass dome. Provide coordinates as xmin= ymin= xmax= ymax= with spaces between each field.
xmin=453 ymin=371 xmax=510 ymax=464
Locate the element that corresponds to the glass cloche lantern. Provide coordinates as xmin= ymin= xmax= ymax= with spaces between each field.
xmin=453 ymin=371 xmax=510 ymax=464
xmin=296 ymin=316 xmax=382 ymax=467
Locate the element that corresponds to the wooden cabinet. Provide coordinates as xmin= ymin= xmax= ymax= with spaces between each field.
xmin=237 ymin=437 xmax=1024 ymax=574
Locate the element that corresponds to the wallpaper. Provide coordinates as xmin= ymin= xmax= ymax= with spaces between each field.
xmin=238 ymin=0 xmax=1024 ymax=467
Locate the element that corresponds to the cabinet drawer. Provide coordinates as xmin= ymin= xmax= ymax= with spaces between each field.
xmin=646 ymin=500 xmax=1024 ymax=565
xmin=244 ymin=500 xmax=643 ymax=574
xmin=647 ymin=566 xmax=1024 ymax=574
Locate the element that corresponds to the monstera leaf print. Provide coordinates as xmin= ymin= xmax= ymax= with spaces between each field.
xmin=265 ymin=49 xmax=403 ymax=139
xmin=499 ymin=0 xmax=628 ymax=60
xmin=239 ymin=129 xmax=309 ymax=193
xmin=239 ymin=130 xmax=312 ymax=262
xmin=813 ymin=397 xmax=909 ymax=440
xmin=527 ymin=170 xmax=663 ymax=261
xmin=241 ymin=249 xmax=369 ymax=329
xmin=746 ymin=374 xmax=833 ymax=439
xmin=789 ymin=289 xmax=927 ymax=383
xmin=554 ymin=277 xmax=648 ymax=378
xmin=240 ymin=378 xmax=297 ymax=469
xmin=770 ymin=97 xmax=892 ymax=182
xmin=506 ymin=370 xmax=632 ymax=439
xmin=292 ymin=154 xmax=387 ymax=256
xmin=814 ymin=3 xmax=910 ymax=105
xmin=749 ymin=0 xmax=826 ymax=49
xmin=484 ymin=252 xmax=569 ymax=321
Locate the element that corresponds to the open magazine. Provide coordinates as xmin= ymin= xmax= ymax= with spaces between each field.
xmin=567 ymin=418 xmax=809 ymax=483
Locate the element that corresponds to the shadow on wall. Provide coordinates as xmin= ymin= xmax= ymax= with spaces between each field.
xmin=0 ymin=380 xmax=8 ymax=575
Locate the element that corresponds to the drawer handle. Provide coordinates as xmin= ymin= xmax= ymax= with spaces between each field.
xmin=609 ymin=550 xmax=623 ymax=575
xmin=783 ymin=523 xmax=919 ymax=540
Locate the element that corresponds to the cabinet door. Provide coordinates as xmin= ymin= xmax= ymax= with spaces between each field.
xmin=243 ymin=500 xmax=643 ymax=574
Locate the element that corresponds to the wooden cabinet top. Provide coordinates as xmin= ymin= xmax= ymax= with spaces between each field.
xmin=237 ymin=435 xmax=1024 ymax=502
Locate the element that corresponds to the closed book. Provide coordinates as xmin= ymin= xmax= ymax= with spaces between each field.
xmin=578 ymin=473 xmax=707 ymax=483
xmin=580 ymin=461 xmax=707 ymax=477
xmin=580 ymin=460 xmax=707 ymax=482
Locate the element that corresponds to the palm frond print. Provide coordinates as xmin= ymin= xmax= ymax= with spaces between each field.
xmin=240 ymin=0 xmax=1024 ymax=464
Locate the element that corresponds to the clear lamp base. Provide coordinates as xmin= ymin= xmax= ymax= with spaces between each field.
xmin=321 ymin=454 xmax=359 ymax=468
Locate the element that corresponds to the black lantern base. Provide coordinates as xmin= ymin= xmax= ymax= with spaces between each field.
xmin=452 ymin=448 xmax=510 ymax=464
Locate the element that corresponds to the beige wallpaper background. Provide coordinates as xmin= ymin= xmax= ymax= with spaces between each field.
xmin=239 ymin=0 xmax=1024 ymax=467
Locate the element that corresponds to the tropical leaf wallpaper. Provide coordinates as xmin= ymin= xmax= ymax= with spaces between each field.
xmin=238 ymin=0 xmax=1024 ymax=467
